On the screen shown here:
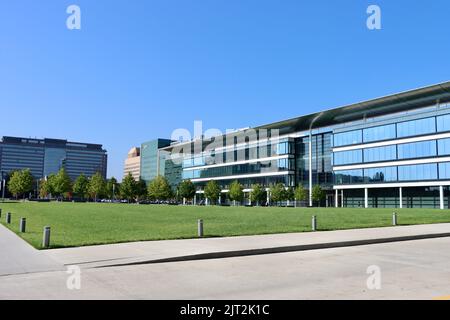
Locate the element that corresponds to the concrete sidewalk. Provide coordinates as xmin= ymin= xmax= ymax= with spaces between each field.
xmin=44 ymin=223 xmax=450 ymax=269
xmin=0 ymin=225 xmax=63 ymax=276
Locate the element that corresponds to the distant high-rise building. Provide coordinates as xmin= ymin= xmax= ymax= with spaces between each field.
xmin=140 ymin=139 xmax=177 ymax=185
xmin=123 ymin=147 xmax=141 ymax=181
xmin=0 ymin=136 xmax=107 ymax=181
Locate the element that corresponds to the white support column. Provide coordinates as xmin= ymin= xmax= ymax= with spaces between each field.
xmin=364 ymin=188 xmax=369 ymax=208
xmin=194 ymin=195 xmax=197 ymax=206
xmin=309 ymin=132 xmax=313 ymax=207
xmin=440 ymin=186 xmax=444 ymax=210
xmin=399 ymin=187 xmax=403 ymax=209
xmin=341 ymin=189 xmax=344 ymax=208
xmin=335 ymin=189 xmax=339 ymax=208
xmin=267 ymin=190 xmax=270 ymax=206
xmin=206 ymin=198 xmax=209 ymax=206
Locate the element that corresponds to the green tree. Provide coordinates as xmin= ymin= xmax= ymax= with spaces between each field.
xmin=73 ymin=174 xmax=89 ymax=200
xmin=39 ymin=178 xmax=50 ymax=198
xmin=106 ymin=177 xmax=119 ymax=200
xmin=178 ymin=179 xmax=196 ymax=204
xmin=7 ymin=169 xmax=34 ymax=199
xmin=88 ymin=172 xmax=106 ymax=201
xmin=204 ymin=180 xmax=221 ymax=205
xmin=228 ymin=180 xmax=244 ymax=206
xmin=285 ymin=187 xmax=295 ymax=205
xmin=294 ymin=185 xmax=308 ymax=207
xmin=147 ymin=176 xmax=172 ymax=201
xmin=120 ymin=173 xmax=137 ymax=202
xmin=250 ymin=184 xmax=266 ymax=206
xmin=52 ymin=168 xmax=72 ymax=199
xmin=312 ymin=185 xmax=326 ymax=207
xmin=135 ymin=179 xmax=147 ymax=201
xmin=270 ymin=183 xmax=287 ymax=205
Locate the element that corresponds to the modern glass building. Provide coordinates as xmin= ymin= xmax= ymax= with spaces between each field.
xmin=153 ymin=81 xmax=450 ymax=208
xmin=140 ymin=139 xmax=173 ymax=182
xmin=0 ymin=136 xmax=107 ymax=181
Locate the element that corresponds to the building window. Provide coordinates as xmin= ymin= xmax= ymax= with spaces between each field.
xmin=437 ymin=114 xmax=450 ymax=132
xmin=276 ymin=141 xmax=293 ymax=155
xmin=398 ymin=163 xmax=438 ymax=181
xmin=334 ymin=169 xmax=364 ymax=185
xmin=363 ymin=124 xmax=396 ymax=143
xmin=182 ymin=170 xmax=194 ymax=179
xmin=333 ymin=130 xmax=362 ymax=147
xmin=364 ymin=166 xmax=397 ymax=183
xmin=439 ymin=163 xmax=450 ymax=180
xmin=363 ymin=145 xmax=397 ymax=163
xmin=333 ymin=150 xmax=362 ymax=166
xmin=438 ymin=138 xmax=450 ymax=156
xmin=396 ymin=117 xmax=436 ymax=138
xmin=397 ymin=140 xmax=437 ymax=159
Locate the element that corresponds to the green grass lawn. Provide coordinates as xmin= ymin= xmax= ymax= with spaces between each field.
xmin=1 ymin=201 xmax=450 ymax=249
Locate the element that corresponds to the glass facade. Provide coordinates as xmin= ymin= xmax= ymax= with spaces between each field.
xmin=333 ymin=150 xmax=362 ymax=166
xmin=334 ymin=169 xmax=364 ymax=185
xmin=438 ymin=138 xmax=450 ymax=155
xmin=140 ymin=139 xmax=172 ymax=182
xmin=398 ymin=163 xmax=438 ymax=181
xmin=333 ymin=130 xmax=362 ymax=147
xmin=296 ymin=133 xmax=333 ymax=188
xmin=363 ymin=145 xmax=397 ymax=163
xmin=437 ymin=114 xmax=450 ymax=132
xmin=397 ymin=140 xmax=437 ymax=159
xmin=151 ymin=83 xmax=450 ymax=208
xmin=364 ymin=166 xmax=397 ymax=183
xmin=363 ymin=124 xmax=396 ymax=143
xmin=0 ymin=137 xmax=107 ymax=182
xmin=396 ymin=117 xmax=436 ymax=138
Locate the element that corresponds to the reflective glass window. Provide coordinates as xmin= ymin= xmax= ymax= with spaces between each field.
xmin=334 ymin=169 xmax=364 ymax=185
xmin=182 ymin=170 xmax=194 ymax=179
xmin=439 ymin=163 xmax=450 ymax=179
xmin=276 ymin=142 xmax=288 ymax=155
xmin=438 ymin=138 xmax=450 ymax=156
xmin=437 ymin=114 xmax=450 ymax=132
xmin=363 ymin=124 xmax=396 ymax=143
xmin=397 ymin=140 xmax=437 ymax=159
xmin=333 ymin=130 xmax=362 ymax=147
xmin=398 ymin=163 xmax=438 ymax=181
xmin=363 ymin=145 xmax=397 ymax=163
xmin=364 ymin=167 xmax=397 ymax=183
xmin=396 ymin=117 xmax=436 ymax=138
xmin=333 ymin=150 xmax=362 ymax=166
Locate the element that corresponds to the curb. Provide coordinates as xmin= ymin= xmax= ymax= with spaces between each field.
xmin=97 ymin=231 xmax=450 ymax=268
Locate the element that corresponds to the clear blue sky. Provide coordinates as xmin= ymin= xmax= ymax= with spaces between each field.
xmin=0 ymin=0 xmax=448 ymax=180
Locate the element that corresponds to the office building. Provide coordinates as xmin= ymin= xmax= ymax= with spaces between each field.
xmin=123 ymin=147 xmax=141 ymax=181
xmin=140 ymin=139 xmax=174 ymax=184
xmin=149 ymin=81 xmax=450 ymax=209
xmin=0 ymin=136 xmax=107 ymax=181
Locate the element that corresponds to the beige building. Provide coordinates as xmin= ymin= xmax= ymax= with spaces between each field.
xmin=123 ymin=147 xmax=141 ymax=181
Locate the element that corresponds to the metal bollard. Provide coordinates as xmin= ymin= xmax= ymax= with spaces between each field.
xmin=312 ymin=215 xmax=317 ymax=231
xmin=43 ymin=226 xmax=51 ymax=248
xmin=0 ymin=208 xmax=2 ymax=218
xmin=6 ymin=212 xmax=11 ymax=224
xmin=392 ymin=212 xmax=397 ymax=226
xmin=198 ymin=219 xmax=204 ymax=237
xmin=19 ymin=218 xmax=26 ymax=233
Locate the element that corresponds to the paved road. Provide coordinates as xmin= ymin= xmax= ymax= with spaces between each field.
xmin=2 ymin=237 xmax=450 ymax=299
xmin=0 ymin=225 xmax=63 ymax=276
